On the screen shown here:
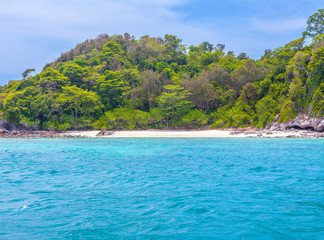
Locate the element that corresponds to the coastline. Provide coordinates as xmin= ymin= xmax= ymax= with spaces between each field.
xmin=1 ymin=129 xmax=321 ymax=138
xmin=61 ymin=129 xmax=324 ymax=138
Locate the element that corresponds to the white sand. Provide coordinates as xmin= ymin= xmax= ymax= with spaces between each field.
xmin=109 ymin=130 xmax=232 ymax=138
xmin=61 ymin=129 xmax=315 ymax=138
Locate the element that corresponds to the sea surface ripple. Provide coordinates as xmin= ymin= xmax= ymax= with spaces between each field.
xmin=0 ymin=138 xmax=323 ymax=239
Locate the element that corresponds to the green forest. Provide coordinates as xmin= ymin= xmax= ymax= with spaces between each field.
xmin=0 ymin=10 xmax=323 ymax=131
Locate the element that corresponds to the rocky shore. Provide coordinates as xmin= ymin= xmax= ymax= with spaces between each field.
xmin=267 ymin=113 xmax=324 ymax=132
xmin=0 ymin=121 xmax=81 ymax=138
xmin=228 ymin=128 xmax=324 ymax=138
xmin=0 ymin=129 xmax=67 ymax=138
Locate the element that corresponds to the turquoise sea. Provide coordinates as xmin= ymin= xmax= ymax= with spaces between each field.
xmin=0 ymin=138 xmax=323 ymax=239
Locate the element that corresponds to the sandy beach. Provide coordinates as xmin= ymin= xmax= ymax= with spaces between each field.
xmin=61 ymin=129 xmax=324 ymax=138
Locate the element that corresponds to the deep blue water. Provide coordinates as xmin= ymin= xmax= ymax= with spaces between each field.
xmin=0 ymin=138 xmax=323 ymax=239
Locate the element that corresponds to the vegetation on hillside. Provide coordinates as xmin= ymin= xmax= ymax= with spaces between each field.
xmin=0 ymin=10 xmax=323 ymax=130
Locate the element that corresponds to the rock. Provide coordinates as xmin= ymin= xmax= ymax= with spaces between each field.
xmin=286 ymin=135 xmax=296 ymax=138
xmin=269 ymin=122 xmax=287 ymax=131
xmin=96 ymin=130 xmax=114 ymax=136
xmin=96 ymin=130 xmax=105 ymax=136
xmin=244 ymin=131 xmax=257 ymax=135
xmin=274 ymin=114 xmax=280 ymax=122
xmin=267 ymin=113 xmax=324 ymax=132
xmin=0 ymin=121 xmax=15 ymax=131
xmin=315 ymin=119 xmax=324 ymax=132
xmin=229 ymin=131 xmax=240 ymax=135
xmin=0 ymin=128 xmax=61 ymax=138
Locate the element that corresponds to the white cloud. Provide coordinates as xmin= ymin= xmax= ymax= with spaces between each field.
xmin=0 ymin=0 xmax=218 ymax=82
xmin=250 ymin=17 xmax=307 ymax=34
xmin=0 ymin=0 xmax=189 ymax=38
xmin=0 ymin=0 xmax=316 ymax=84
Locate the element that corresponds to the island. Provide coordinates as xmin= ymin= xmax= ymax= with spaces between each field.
xmin=0 ymin=10 xmax=323 ymax=137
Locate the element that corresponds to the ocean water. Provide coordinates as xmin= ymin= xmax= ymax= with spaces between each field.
xmin=0 ymin=138 xmax=323 ymax=240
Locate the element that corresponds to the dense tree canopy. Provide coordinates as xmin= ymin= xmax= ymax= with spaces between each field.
xmin=304 ymin=9 xmax=324 ymax=38
xmin=0 ymin=12 xmax=323 ymax=130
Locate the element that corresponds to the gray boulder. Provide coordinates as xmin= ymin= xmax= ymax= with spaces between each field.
xmin=268 ymin=114 xmax=324 ymax=132
xmin=0 ymin=121 xmax=15 ymax=131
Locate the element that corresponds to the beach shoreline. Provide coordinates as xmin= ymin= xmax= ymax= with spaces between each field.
xmin=1 ymin=128 xmax=323 ymax=138
xmin=60 ymin=129 xmax=324 ymax=138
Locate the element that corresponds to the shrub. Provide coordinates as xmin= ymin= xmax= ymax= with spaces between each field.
xmin=181 ymin=109 xmax=208 ymax=128
xmin=255 ymin=96 xmax=279 ymax=128
xmin=278 ymin=100 xmax=298 ymax=123
xmin=93 ymin=107 xmax=150 ymax=130
xmin=311 ymin=83 xmax=324 ymax=117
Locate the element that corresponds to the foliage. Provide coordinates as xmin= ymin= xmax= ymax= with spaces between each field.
xmin=97 ymin=70 xmax=128 ymax=110
xmin=181 ymin=109 xmax=208 ymax=128
xmin=255 ymin=96 xmax=278 ymax=128
xmin=94 ymin=107 xmax=149 ymax=130
xmin=311 ymin=83 xmax=324 ymax=117
xmin=56 ymin=86 xmax=102 ymax=122
xmin=36 ymin=68 xmax=69 ymax=93
xmin=239 ymin=83 xmax=260 ymax=105
xmin=210 ymin=101 xmax=255 ymax=128
xmin=278 ymin=100 xmax=298 ymax=123
xmin=303 ymin=9 xmax=324 ymax=38
xmin=22 ymin=69 xmax=35 ymax=80
xmin=157 ymin=84 xmax=192 ymax=128
xmin=0 ymin=11 xmax=323 ymax=131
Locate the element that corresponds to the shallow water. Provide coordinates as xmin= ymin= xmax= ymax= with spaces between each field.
xmin=0 ymin=138 xmax=323 ymax=239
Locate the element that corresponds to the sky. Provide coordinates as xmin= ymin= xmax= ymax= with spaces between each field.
xmin=0 ymin=0 xmax=322 ymax=85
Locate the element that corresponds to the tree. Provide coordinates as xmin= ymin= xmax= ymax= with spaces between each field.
xmin=56 ymin=86 xmax=102 ymax=124
xmin=59 ymin=63 xmax=84 ymax=87
xmin=181 ymin=109 xmax=208 ymax=128
xmin=133 ymin=70 xmax=164 ymax=110
xmin=311 ymin=83 xmax=324 ymax=117
xmin=308 ymin=47 xmax=324 ymax=96
xmin=255 ymin=96 xmax=278 ymax=128
xmin=303 ymin=9 xmax=324 ymax=38
xmin=97 ymin=70 xmax=128 ymax=110
xmin=36 ymin=68 xmax=69 ymax=93
xmin=216 ymin=43 xmax=225 ymax=51
xmin=164 ymin=34 xmax=184 ymax=54
xmin=157 ymin=84 xmax=192 ymax=128
xmin=199 ymin=42 xmax=214 ymax=52
xmin=182 ymin=71 xmax=218 ymax=111
xmin=239 ymin=83 xmax=260 ymax=105
xmin=22 ymin=68 xmax=35 ymax=80
xmin=278 ymin=100 xmax=298 ymax=123
xmin=289 ymin=51 xmax=311 ymax=80
xmin=94 ymin=107 xmax=149 ymax=130
xmin=2 ymin=86 xmax=38 ymax=127
xmin=237 ymin=52 xmax=248 ymax=60
xmin=164 ymin=34 xmax=186 ymax=64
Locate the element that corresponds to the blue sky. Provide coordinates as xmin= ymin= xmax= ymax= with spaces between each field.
xmin=0 ymin=0 xmax=322 ymax=85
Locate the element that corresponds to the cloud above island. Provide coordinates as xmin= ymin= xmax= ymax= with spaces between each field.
xmin=0 ymin=0 xmax=322 ymax=84
xmin=250 ymin=18 xmax=307 ymax=33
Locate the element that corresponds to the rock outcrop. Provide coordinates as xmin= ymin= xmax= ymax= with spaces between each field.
xmin=96 ymin=130 xmax=114 ymax=136
xmin=267 ymin=114 xmax=324 ymax=132
xmin=0 ymin=121 xmax=63 ymax=138
xmin=0 ymin=120 xmax=15 ymax=132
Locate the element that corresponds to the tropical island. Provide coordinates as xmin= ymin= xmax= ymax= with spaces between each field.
xmin=0 ymin=10 xmax=323 ymax=137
